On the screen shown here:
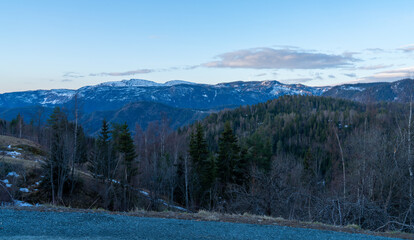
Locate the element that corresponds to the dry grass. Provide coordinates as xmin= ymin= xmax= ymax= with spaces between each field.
xmin=0 ymin=134 xmax=92 ymax=180
xmin=0 ymin=135 xmax=41 ymax=149
xmin=0 ymin=156 xmax=42 ymax=170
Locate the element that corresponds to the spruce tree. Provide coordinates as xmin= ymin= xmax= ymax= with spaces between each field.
xmin=89 ymin=119 xmax=114 ymax=180
xmin=217 ymin=121 xmax=243 ymax=186
xmin=189 ymin=123 xmax=209 ymax=171
xmin=189 ymin=123 xmax=211 ymax=204
xmin=118 ymin=122 xmax=138 ymax=184
xmin=75 ymin=126 xmax=88 ymax=165
xmin=114 ymin=122 xmax=137 ymax=211
xmin=43 ymin=107 xmax=70 ymax=203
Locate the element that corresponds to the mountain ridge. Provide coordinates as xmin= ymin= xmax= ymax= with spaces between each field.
xmin=1 ymin=78 xmax=413 ymax=135
xmin=0 ymin=79 xmax=328 ymax=112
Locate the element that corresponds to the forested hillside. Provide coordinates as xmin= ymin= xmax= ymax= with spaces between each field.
xmin=323 ymin=78 xmax=414 ymax=103
xmin=182 ymin=96 xmax=414 ymax=232
xmin=1 ymin=95 xmax=413 ymax=233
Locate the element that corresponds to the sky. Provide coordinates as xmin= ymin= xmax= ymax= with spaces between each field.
xmin=1 ymin=0 xmax=414 ymax=93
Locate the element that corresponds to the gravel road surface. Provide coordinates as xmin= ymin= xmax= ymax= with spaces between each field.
xmin=0 ymin=209 xmax=402 ymax=240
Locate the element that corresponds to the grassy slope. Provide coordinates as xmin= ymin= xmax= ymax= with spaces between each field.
xmin=0 ymin=135 xmax=42 ymax=149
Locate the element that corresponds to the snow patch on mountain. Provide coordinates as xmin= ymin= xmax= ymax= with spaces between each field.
xmin=99 ymin=79 xmax=161 ymax=87
xmin=164 ymin=80 xmax=197 ymax=86
xmin=0 ymin=78 xmax=333 ymax=114
xmin=340 ymin=86 xmax=365 ymax=92
xmin=98 ymin=79 xmax=197 ymax=88
xmin=271 ymin=85 xmax=297 ymax=95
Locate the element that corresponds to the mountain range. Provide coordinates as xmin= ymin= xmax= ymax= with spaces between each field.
xmin=0 ymin=78 xmax=412 ymax=135
xmin=0 ymin=79 xmax=327 ymax=112
xmin=323 ymin=78 xmax=414 ymax=102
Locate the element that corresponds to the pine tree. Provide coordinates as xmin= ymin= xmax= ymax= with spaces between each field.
xmin=189 ymin=123 xmax=211 ymax=205
xmin=217 ymin=121 xmax=243 ymax=187
xmin=173 ymin=155 xmax=186 ymax=206
xmin=118 ymin=123 xmax=138 ymax=184
xmin=246 ymin=132 xmax=272 ymax=172
xmin=117 ymin=122 xmax=137 ymax=210
xmin=89 ymin=119 xmax=115 ymax=181
xmin=202 ymin=153 xmax=217 ymax=190
xmin=189 ymin=123 xmax=209 ymax=171
xmin=75 ymin=126 xmax=88 ymax=165
xmin=43 ymin=107 xmax=70 ymax=203
xmin=233 ymin=147 xmax=248 ymax=185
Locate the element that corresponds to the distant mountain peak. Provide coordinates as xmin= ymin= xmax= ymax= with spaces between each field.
xmin=98 ymin=79 xmax=160 ymax=87
xmin=164 ymin=80 xmax=197 ymax=86
xmin=97 ymin=79 xmax=197 ymax=88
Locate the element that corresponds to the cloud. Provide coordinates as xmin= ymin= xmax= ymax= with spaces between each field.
xmin=49 ymin=79 xmax=73 ymax=82
xmin=364 ymin=48 xmax=385 ymax=53
xmin=369 ymin=67 xmax=414 ymax=80
xmin=203 ymin=48 xmax=358 ymax=69
xmin=271 ymin=45 xmax=300 ymax=49
xmin=344 ymin=73 xmax=357 ymax=78
xmin=89 ymin=65 xmax=199 ymax=77
xmin=255 ymin=73 xmax=267 ymax=77
xmin=357 ymin=64 xmax=393 ymax=70
xmin=90 ymin=69 xmax=154 ymax=77
xmin=182 ymin=65 xmax=199 ymax=70
xmin=312 ymin=72 xmax=323 ymax=80
xmin=63 ymin=72 xmax=84 ymax=78
xmin=328 ymin=75 xmax=336 ymax=79
xmin=398 ymin=44 xmax=414 ymax=53
xmin=355 ymin=66 xmax=414 ymax=83
xmin=280 ymin=78 xmax=313 ymax=84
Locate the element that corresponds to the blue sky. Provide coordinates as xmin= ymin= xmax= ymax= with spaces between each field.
xmin=1 ymin=0 xmax=414 ymax=93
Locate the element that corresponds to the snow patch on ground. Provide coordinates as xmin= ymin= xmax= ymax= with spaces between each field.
xmin=139 ymin=190 xmax=149 ymax=196
xmin=2 ymin=151 xmax=22 ymax=158
xmin=7 ymin=172 xmax=20 ymax=177
xmin=19 ymin=188 xmax=30 ymax=193
xmin=13 ymin=200 xmax=40 ymax=207
xmin=111 ymin=179 xmax=120 ymax=184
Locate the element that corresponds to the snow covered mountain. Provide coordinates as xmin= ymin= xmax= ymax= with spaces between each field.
xmin=1 ymin=78 xmax=412 ymax=134
xmin=0 ymin=79 xmax=328 ymax=113
xmin=0 ymin=89 xmax=77 ymax=109
xmin=323 ymin=78 xmax=414 ymax=103
xmin=97 ymin=79 xmax=196 ymax=87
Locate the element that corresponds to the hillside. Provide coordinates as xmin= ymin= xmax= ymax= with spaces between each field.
xmin=1 ymin=95 xmax=413 ymax=233
xmin=0 ymin=101 xmax=209 ymax=135
xmin=0 ymin=135 xmax=46 ymax=204
xmin=80 ymin=101 xmax=209 ymax=135
xmin=322 ymin=78 xmax=414 ymax=103
xmin=182 ymin=95 xmax=412 ymax=232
